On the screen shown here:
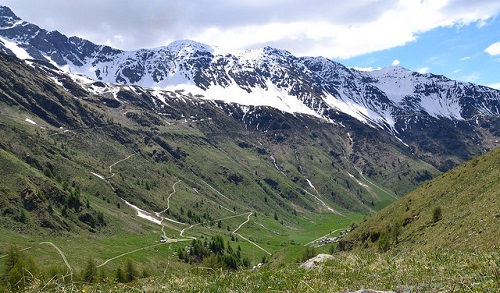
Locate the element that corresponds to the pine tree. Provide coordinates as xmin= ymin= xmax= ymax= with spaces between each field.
xmin=83 ymin=257 xmax=97 ymax=283
xmin=125 ymin=259 xmax=138 ymax=282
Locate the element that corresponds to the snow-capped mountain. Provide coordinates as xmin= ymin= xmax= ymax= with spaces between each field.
xmin=0 ymin=5 xmax=499 ymax=136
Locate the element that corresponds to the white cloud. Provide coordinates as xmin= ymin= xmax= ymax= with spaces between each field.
xmin=485 ymin=42 xmax=500 ymax=56
xmin=350 ymin=66 xmax=382 ymax=72
xmin=486 ymin=82 xmax=500 ymax=89
xmin=417 ymin=67 xmax=430 ymax=74
xmin=460 ymin=56 xmax=471 ymax=61
xmin=461 ymin=72 xmax=481 ymax=82
xmin=2 ymin=0 xmax=500 ymax=59
xmin=392 ymin=59 xmax=401 ymax=66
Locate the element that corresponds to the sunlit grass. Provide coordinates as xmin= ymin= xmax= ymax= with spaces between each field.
xmin=6 ymin=249 xmax=497 ymax=292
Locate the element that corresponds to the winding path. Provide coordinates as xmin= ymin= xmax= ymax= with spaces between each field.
xmin=40 ymin=242 xmax=73 ymax=274
xmin=156 ymin=180 xmax=183 ymax=240
xmin=233 ymin=232 xmax=272 ymax=256
xmin=157 ymin=180 xmax=181 ymax=215
xmin=90 ymin=153 xmax=135 ymax=191
xmin=179 ymin=224 xmax=198 ymax=240
xmin=97 ymin=243 xmax=163 ymax=268
xmin=231 ymin=212 xmax=272 ymax=256
xmin=107 ymin=154 xmax=135 ymax=179
xmin=232 ymin=212 xmax=252 ymax=234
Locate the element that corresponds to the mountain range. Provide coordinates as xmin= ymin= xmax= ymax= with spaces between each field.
xmin=0 ymin=4 xmax=499 ymax=232
xmin=1 ymin=5 xmax=498 ymax=171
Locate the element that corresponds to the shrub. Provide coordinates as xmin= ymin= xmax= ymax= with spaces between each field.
xmin=2 ymin=246 xmax=39 ymax=290
xmin=432 ymin=206 xmax=442 ymax=223
xmin=125 ymin=259 xmax=138 ymax=282
xmin=378 ymin=230 xmax=390 ymax=252
xmin=83 ymin=257 xmax=97 ymax=283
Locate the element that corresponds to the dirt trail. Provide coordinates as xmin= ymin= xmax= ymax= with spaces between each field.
xmin=157 ymin=180 xmax=181 ymax=215
xmin=233 ymin=232 xmax=272 ymax=256
xmin=96 ymin=244 xmax=163 ymax=268
xmin=40 ymin=242 xmax=72 ymax=274
xmin=156 ymin=179 xmax=182 ymax=240
xmin=231 ymin=212 xmax=272 ymax=255
xmin=90 ymin=153 xmax=135 ymax=191
xmin=232 ymin=212 xmax=252 ymax=233
xmin=179 ymin=224 xmax=198 ymax=239
xmin=107 ymin=154 xmax=135 ymax=178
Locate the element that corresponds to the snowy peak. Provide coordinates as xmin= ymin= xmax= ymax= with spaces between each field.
xmin=360 ymin=66 xmax=499 ymax=120
xmin=0 ymin=5 xmax=21 ymax=23
xmin=0 ymin=5 xmax=499 ymax=138
xmin=165 ymin=39 xmax=214 ymax=55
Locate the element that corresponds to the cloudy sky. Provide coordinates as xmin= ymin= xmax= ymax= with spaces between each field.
xmin=2 ymin=0 xmax=500 ymax=88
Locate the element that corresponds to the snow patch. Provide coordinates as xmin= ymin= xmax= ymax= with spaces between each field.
xmin=0 ymin=36 xmax=31 ymax=59
xmin=90 ymin=172 xmax=105 ymax=180
xmin=123 ymin=200 xmax=162 ymax=225
xmin=25 ymin=118 xmax=37 ymax=125
xmin=163 ymin=81 xmax=321 ymax=118
xmin=306 ymin=178 xmax=318 ymax=193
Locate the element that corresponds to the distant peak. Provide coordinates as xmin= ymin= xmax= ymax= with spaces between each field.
xmin=165 ymin=40 xmax=214 ymax=54
xmin=262 ymin=46 xmax=292 ymax=56
xmin=373 ymin=65 xmax=413 ymax=75
xmin=385 ymin=65 xmax=409 ymax=70
xmin=0 ymin=5 xmax=21 ymax=20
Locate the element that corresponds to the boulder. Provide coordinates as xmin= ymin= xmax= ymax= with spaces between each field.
xmin=300 ymin=253 xmax=334 ymax=269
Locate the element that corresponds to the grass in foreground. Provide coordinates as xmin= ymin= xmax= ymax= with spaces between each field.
xmin=3 ymin=249 xmax=498 ymax=292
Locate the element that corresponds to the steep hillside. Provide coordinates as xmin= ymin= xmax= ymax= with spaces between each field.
xmin=339 ymin=146 xmax=500 ymax=252
xmin=1 ymin=51 xmax=439 ymax=239
xmin=1 ymin=50 xmax=440 ymax=288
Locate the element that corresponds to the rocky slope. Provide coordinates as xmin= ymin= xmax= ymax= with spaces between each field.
xmin=0 ymin=5 xmax=498 ymax=173
xmin=1 ymin=51 xmax=433 ymax=234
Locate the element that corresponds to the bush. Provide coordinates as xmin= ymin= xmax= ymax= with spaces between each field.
xmin=115 ymin=267 xmax=125 ymax=283
xmin=2 ymin=246 xmax=39 ymax=290
xmin=378 ymin=230 xmax=390 ymax=252
xmin=432 ymin=206 xmax=442 ymax=223
xmin=83 ymin=257 xmax=97 ymax=283
xmin=125 ymin=259 xmax=138 ymax=282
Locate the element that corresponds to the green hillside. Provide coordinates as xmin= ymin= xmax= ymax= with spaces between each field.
xmin=0 ymin=53 xmax=403 ymax=289
xmin=0 ymin=53 xmax=498 ymax=291
xmin=339 ymin=146 xmax=500 ymax=252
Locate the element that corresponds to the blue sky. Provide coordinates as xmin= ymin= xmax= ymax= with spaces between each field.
xmin=1 ymin=0 xmax=500 ymax=88
xmin=338 ymin=18 xmax=500 ymax=88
